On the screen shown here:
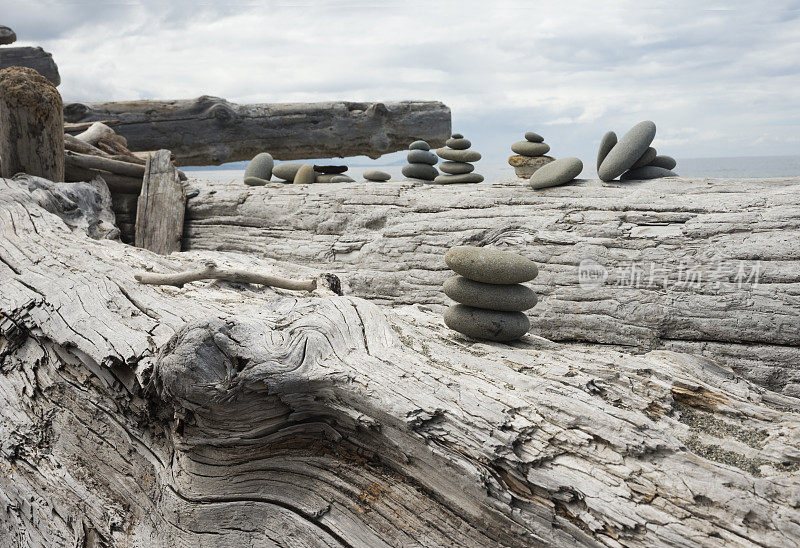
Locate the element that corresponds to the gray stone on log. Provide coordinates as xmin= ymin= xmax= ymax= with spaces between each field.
xmin=598 ymin=121 xmax=657 ymax=181
xmin=631 ymin=147 xmax=657 ymax=170
xmin=293 ymin=164 xmax=316 ymax=185
xmin=316 ymin=173 xmax=355 ymax=183
xmin=243 ymin=177 xmax=269 ymax=186
xmin=525 ymin=132 xmax=544 ymax=143
xmin=407 ymin=149 xmax=438 ymax=165
xmin=596 ymin=131 xmax=617 ymax=171
xmin=444 ymin=304 xmax=530 ymax=342
xmin=439 ymin=161 xmax=475 ymax=175
xmin=273 ymin=162 xmax=303 ymax=182
xmin=402 ymin=163 xmax=438 ymax=180
xmin=0 ymin=26 xmax=16 ymax=45
xmin=409 ymin=140 xmax=430 ymax=151
xmin=244 ymin=152 xmax=273 ymax=184
xmin=451 ymin=133 xmax=464 ymax=139
xmin=529 ymin=157 xmax=583 ymax=190
xmin=437 ymin=148 xmax=481 ymax=163
xmin=650 ymin=155 xmax=677 ymax=170
xmin=445 ymin=137 xmax=471 ymax=150
xmin=443 ymin=276 xmax=538 ymax=312
xmin=432 ymin=173 xmax=484 ymax=184
xmin=511 ymin=141 xmax=550 ymax=157
xmin=621 ymin=166 xmax=678 ymax=180
xmin=363 ymin=169 xmax=391 ymax=182
xmin=445 ymin=246 xmax=538 ymax=284
xmin=508 ymin=155 xmax=555 ymax=178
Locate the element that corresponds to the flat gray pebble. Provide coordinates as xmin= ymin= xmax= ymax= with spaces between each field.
xmin=620 ymin=166 xmax=678 ymax=180
xmin=244 ymin=176 xmax=269 ymax=186
xmin=650 ymin=155 xmax=677 ymax=170
xmin=436 ymin=148 xmax=481 ymax=162
xmin=445 ymin=137 xmax=471 ymax=150
xmin=402 ymin=163 xmax=438 ymax=180
xmin=244 ymin=152 xmax=274 ymax=182
xmin=293 ymin=164 xmax=316 ymax=184
xmin=445 ymin=246 xmax=538 ymax=284
xmin=407 ymin=149 xmax=438 ymax=165
xmin=529 ymin=157 xmax=583 ymax=190
xmin=525 ymin=132 xmax=544 ymax=143
xmin=409 ymin=140 xmax=430 ymax=151
xmin=439 ymin=161 xmax=474 ymax=174
xmin=273 ymin=162 xmax=303 ymax=182
xmin=631 ymin=147 xmax=657 ymax=170
xmin=432 ymin=173 xmax=484 ymax=184
xmin=511 ymin=141 xmax=550 ymax=157
xmin=596 ymin=131 xmax=617 ymax=171
xmin=443 ymin=276 xmax=538 ymax=312
xmin=363 ymin=169 xmax=391 ymax=182
xmin=444 ymin=304 xmax=530 ymax=342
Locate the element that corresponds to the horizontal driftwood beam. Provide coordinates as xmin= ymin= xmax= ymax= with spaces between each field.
xmin=0 ymin=46 xmax=60 ymax=86
xmin=63 ymin=96 xmax=452 ymax=165
xmin=65 ymin=150 xmax=145 ymax=177
xmin=135 ymin=261 xmax=317 ymax=291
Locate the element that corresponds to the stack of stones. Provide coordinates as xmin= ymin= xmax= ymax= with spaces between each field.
xmin=363 ymin=169 xmax=391 ymax=182
xmin=402 ymin=140 xmax=438 ymax=181
xmin=508 ymin=132 xmax=554 ymax=178
xmin=434 ymin=134 xmax=483 ymax=184
xmin=442 ymin=246 xmax=539 ymax=342
xmin=269 ymin=162 xmax=354 ymax=184
xmin=597 ymin=121 xmax=678 ymax=181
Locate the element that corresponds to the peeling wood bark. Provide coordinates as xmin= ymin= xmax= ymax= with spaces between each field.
xmin=135 ymin=150 xmax=185 ymax=254
xmin=63 ymin=96 xmax=452 ymax=166
xmin=0 ymin=46 xmax=60 ymax=86
xmin=1 ymin=175 xmax=800 ymax=547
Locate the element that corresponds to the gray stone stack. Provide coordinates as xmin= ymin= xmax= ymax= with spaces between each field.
xmin=508 ymin=131 xmax=555 ymax=178
xmin=402 ymin=140 xmax=438 ymax=181
xmin=442 ymin=246 xmax=539 ymax=342
xmin=434 ymin=134 xmax=484 ymax=184
xmin=597 ymin=121 xmax=678 ymax=181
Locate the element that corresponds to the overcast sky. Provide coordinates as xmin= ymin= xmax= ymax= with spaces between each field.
xmin=5 ymin=1 xmax=800 ymax=165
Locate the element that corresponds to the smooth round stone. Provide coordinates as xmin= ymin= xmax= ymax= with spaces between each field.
xmin=529 ymin=157 xmax=583 ymax=190
xmin=0 ymin=26 xmax=16 ymax=45
xmin=439 ymin=161 xmax=474 ymax=175
xmin=511 ymin=141 xmax=550 ymax=157
xmin=596 ymin=131 xmax=617 ymax=171
xmin=273 ymin=162 xmax=303 ymax=182
xmin=445 ymin=137 xmax=471 ymax=150
xmin=407 ymin=149 xmax=438 ymax=165
xmin=436 ymin=148 xmax=481 ymax=162
xmin=363 ymin=169 xmax=391 ymax=182
xmin=444 ymin=305 xmax=530 ymax=342
xmin=451 ymin=133 xmax=464 ymax=139
xmin=443 ymin=276 xmax=538 ymax=312
xmin=630 ymin=147 xmax=657 ymax=170
xmin=598 ymin=121 xmax=657 ymax=181
xmin=620 ymin=166 xmax=678 ymax=180
xmin=524 ymin=131 xmax=544 ymax=143
xmin=650 ymin=155 xmax=677 ymax=170
xmin=409 ymin=140 xmax=430 ymax=151
xmin=508 ymin=155 xmax=555 ymax=178
xmin=244 ymin=152 xmax=274 ymax=182
xmin=433 ymin=173 xmax=484 ymax=184
xmin=402 ymin=163 xmax=438 ymax=180
xmin=445 ymin=246 xmax=538 ymax=284
xmin=293 ymin=164 xmax=316 ymax=185
xmin=316 ymin=173 xmax=355 ymax=183
xmin=244 ymin=176 xmax=269 ymax=186
xmin=330 ymin=175 xmax=355 ymax=183
xmin=313 ymin=164 xmax=347 ymax=174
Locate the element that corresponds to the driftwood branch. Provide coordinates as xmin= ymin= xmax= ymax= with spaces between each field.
xmin=65 ymin=150 xmax=145 ymax=177
xmin=135 ymin=261 xmax=317 ymax=291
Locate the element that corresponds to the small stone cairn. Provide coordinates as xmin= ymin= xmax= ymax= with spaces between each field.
xmin=442 ymin=246 xmax=539 ymax=342
xmin=434 ymin=134 xmax=483 ymax=184
xmin=597 ymin=121 xmax=678 ymax=181
xmin=402 ymin=140 xmax=439 ymax=181
xmin=508 ymin=131 xmax=555 ymax=178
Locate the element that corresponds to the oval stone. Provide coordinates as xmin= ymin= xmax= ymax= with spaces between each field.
xmin=596 ymin=131 xmax=617 ymax=171
xmin=445 ymin=246 xmax=538 ymax=284
xmin=598 ymin=121 xmax=657 ymax=181
xmin=244 ymin=176 xmax=269 ymax=186
xmin=439 ymin=161 xmax=474 ymax=175
xmin=630 ymin=147 xmax=657 ymax=170
xmin=409 ymin=140 xmax=430 ymax=151
xmin=402 ymin=163 xmax=438 ymax=180
xmin=244 ymin=152 xmax=274 ymax=182
xmin=293 ymin=164 xmax=316 ymax=184
xmin=451 ymin=133 xmax=464 ymax=139
xmin=316 ymin=173 xmax=355 ymax=183
xmin=0 ymin=26 xmax=17 ymax=45
xmin=407 ymin=150 xmax=438 ymax=165
xmin=650 ymin=155 xmax=677 ymax=170
xmin=436 ymin=148 xmax=481 ymax=162
xmin=444 ymin=305 xmax=530 ymax=342
xmin=273 ymin=162 xmax=303 ymax=182
xmin=445 ymin=137 xmax=471 ymax=150
xmin=511 ymin=141 xmax=550 ymax=157
xmin=433 ymin=173 xmax=484 ymax=184
xmin=330 ymin=175 xmax=355 ymax=183
xmin=620 ymin=166 xmax=677 ymax=180
xmin=529 ymin=157 xmax=583 ymax=190
xmin=363 ymin=169 xmax=391 ymax=182
xmin=443 ymin=276 xmax=538 ymax=312
xmin=525 ymin=131 xmax=544 ymax=143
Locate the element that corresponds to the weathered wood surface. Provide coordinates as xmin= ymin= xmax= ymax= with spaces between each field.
xmin=0 ymin=46 xmax=60 ymax=86
xmin=183 ymin=176 xmax=800 ymax=396
xmin=0 ymin=66 xmax=64 ymax=181
xmin=2 ymin=175 xmax=800 ymax=546
xmin=63 ymin=96 xmax=452 ymax=166
xmin=135 ymin=150 xmax=185 ymax=254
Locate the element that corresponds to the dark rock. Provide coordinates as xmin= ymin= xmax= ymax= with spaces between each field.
xmin=0 ymin=26 xmax=16 ymax=45
xmin=313 ymin=165 xmax=347 ymax=174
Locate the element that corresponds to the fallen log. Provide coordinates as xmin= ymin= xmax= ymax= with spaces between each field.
xmin=65 ymin=150 xmax=145 ymax=178
xmin=182 ymin=176 xmax=800 ymax=396
xmin=0 ymin=46 xmax=60 ymax=86
xmin=135 ymin=261 xmax=319 ymax=291
xmin=63 ymin=96 xmax=452 ymax=165
xmin=1 ymin=174 xmax=800 ymax=546
xmin=74 ymin=121 xmax=118 ymax=145
xmin=64 ymin=164 xmax=143 ymax=193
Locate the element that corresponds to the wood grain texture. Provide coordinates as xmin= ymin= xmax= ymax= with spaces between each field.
xmin=62 ymin=96 xmax=452 ymax=165
xmin=135 ymin=150 xmax=185 ymax=254
xmin=182 ymin=176 xmax=800 ymax=396
xmin=0 ymin=46 xmax=60 ymax=86
xmin=2 ymin=175 xmax=800 ymax=546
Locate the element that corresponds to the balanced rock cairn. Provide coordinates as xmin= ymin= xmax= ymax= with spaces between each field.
xmin=271 ymin=162 xmax=353 ymax=183
xmin=402 ymin=140 xmax=438 ymax=181
xmin=363 ymin=169 xmax=391 ymax=182
xmin=434 ymin=134 xmax=483 ymax=184
xmin=508 ymin=131 xmax=555 ymax=178
xmin=597 ymin=121 xmax=678 ymax=181
xmin=442 ymin=246 xmax=538 ymax=342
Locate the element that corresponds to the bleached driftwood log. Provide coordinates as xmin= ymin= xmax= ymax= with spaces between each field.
xmin=134 ymin=150 xmax=185 ymax=255
xmin=62 ymin=96 xmax=452 ymax=165
xmin=183 ymin=176 xmax=800 ymax=396
xmin=2 ymin=175 xmax=800 ymax=547
xmin=0 ymin=46 xmax=60 ymax=86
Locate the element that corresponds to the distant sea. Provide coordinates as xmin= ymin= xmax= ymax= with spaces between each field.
xmin=183 ymin=155 xmax=800 ymax=184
